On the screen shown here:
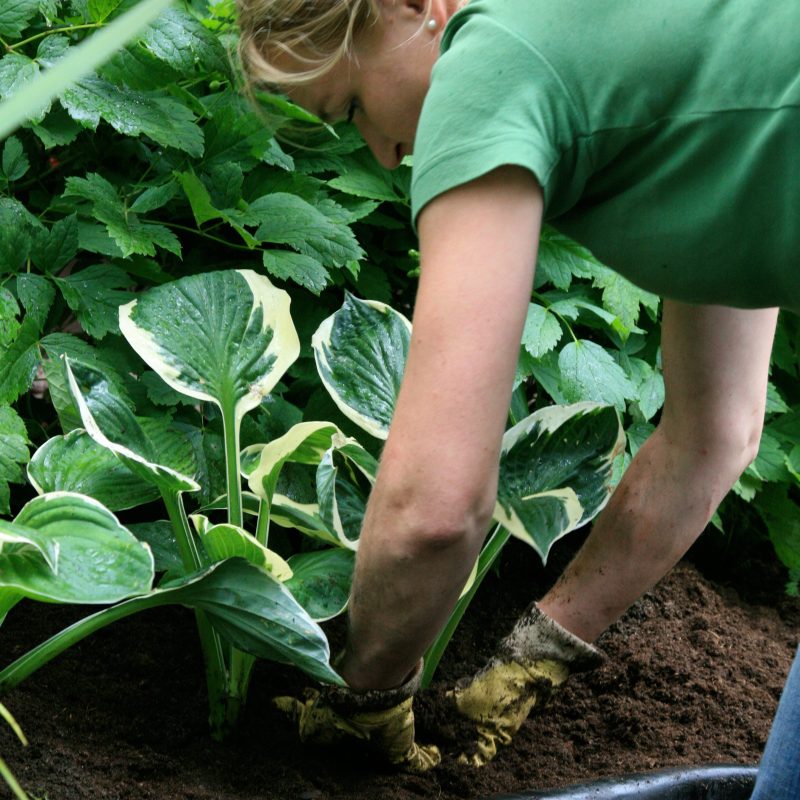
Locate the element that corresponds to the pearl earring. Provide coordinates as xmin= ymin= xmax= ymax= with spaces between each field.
xmin=426 ymin=18 xmax=438 ymax=31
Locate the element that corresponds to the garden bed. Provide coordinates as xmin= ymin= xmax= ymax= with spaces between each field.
xmin=1 ymin=529 xmax=797 ymax=800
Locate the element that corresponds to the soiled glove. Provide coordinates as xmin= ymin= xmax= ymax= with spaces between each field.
xmin=451 ymin=604 xmax=605 ymax=766
xmin=273 ymin=663 xmax=441 ymax=772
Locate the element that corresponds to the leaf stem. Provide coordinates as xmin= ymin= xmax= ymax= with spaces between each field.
xmin=10 ymin=23 xmax=103 ymax=52
xmin=160 ymin=221 xmax=256 ymax=252
xmin=421 ymin=524 xmax=510 ymax=689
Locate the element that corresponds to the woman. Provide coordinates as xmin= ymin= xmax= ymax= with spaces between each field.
xmin=238 ymin=0 xmax=800 ymax=773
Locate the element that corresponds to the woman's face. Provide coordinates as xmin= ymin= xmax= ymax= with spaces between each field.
xmin=285 ymin=0 xmax=444 ymax=169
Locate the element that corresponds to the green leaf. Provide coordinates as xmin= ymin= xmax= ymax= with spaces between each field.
xmin=286 ymin=548 xmax=355 ymax=621
xmin=535 ymin=225 xmax=597 ymax=291
xmin=0 ymin=317 xmax=40 ymax=405
xmin=262 ymin=250 xmax=330 ymax=295
xmin=747 ymin=430 xmax=790 ymax=483
xmin=128 ymin=520 xmax=183 ymax=576
xmin=53 ymin=264 xmax=133 ymax=339
xmin=176 ymin=168 xmax=222 ymax=225
xmin=119 ymin=270 xmax=300 ymax=426
xmin=588 ymin=262 xmax=660 ymax=330
xmin=521 ymin=303 xmax=562 ymax=358
xmin=64 ymin=173 xmax=181 ymax=258
xmin=87 ymin=0 xmax=123 ymax=23
xmin=0 ymin=0 xmax=39 ymax=37
xmin=28 ymin=429 xmax=159 ymax=511
xmin=61 ymin=76 xmax=204 ymax=157
xmin=0 ymin=492 xmax=154 ymax=604
xmin=1 ymin=137 xmax=29 ymax=181
xmin=313 ymin=293 xmax=411 ymax=439
xmin=161 ymin=558 xmax=342 ymax=684
xmin=328 ymin=149 xmax=402 ymax=202
xmin=494 ymin=403 xmax=624 ymax=561
xmin=31 ymin=107 xmax=82 ymax=148
xmin=65 ymin=357 xmax=200 ymax=494
xmin=0 ymin=404 xmax=30 ymax=515
xmin=0 ymin=286 xmax=20 ymax=348
xmin=0 ymin=198 xmax=37 ymax=271
xmin=194 ymin=519 xmax=293 ymax=580
xmin=100 ymin=41 xmax=181 ymax=90
xmin=0 ymin=54 xmax=39 ymax=103
xmin=558 ymin=340 xmax=637 ymax=411
xmin=138 ymin=7 xmax=227 ymax=73
xmin=17 ymin=273 xmax=55 ymax=331
xmin=129 ymin=180 xmax=178 ymax=214
xmin=31 ymin=214 xmax=80 ymax=273
xmin=0 ymin=0 xmax=177 ymax=141
xmin=249 ymin=192 xmax=364 ymax=268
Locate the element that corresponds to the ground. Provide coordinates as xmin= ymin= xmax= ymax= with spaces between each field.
xmin=1 ymin=528 xmax=798 ymax=800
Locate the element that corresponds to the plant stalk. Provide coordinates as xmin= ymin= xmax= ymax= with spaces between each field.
xmin=421 ymin=524 xmax=510 ymax=689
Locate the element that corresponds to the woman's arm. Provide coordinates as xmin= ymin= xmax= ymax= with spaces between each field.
xmin=339 ymin=165 xmax=544 ymax=690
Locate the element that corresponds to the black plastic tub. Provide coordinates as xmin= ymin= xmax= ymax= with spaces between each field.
xmin=486 ymin=764 xmax=758 ymax=800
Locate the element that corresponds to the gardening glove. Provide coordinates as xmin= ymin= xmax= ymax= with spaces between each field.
xmin=273 ymin=662 xmax=441 ymax=772
xmin=451 ymin=604 xmax=605 ymax=766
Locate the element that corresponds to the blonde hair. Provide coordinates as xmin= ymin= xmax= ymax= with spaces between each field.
xmin=236 ymin=0 xmax=382 ymax=89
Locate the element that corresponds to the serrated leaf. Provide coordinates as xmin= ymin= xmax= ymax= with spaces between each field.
xmin=138 ymin=7 xmax=227 ymax=73
xmin=54 ymin=264 xmax=133 ymax=338
xmin=64 ymin=173 xmax=181 ymax=258
xmin=0 ymin=55 xmax=40 ymax=128
xmin=0 ymin=287 xmax=20 ymax=347
xmin=535 ymin=225 xmax=598 ymax=291
xmin=101 ymin=41 xmax=181 ymax=90
xmin=16 ymin=273 xmax=55 ymax=331
xmin=0 ymin=198 xmax=38 ymax=271
xmin=177 ymin=169 xmax=222 ymax=225
xmin=0 ymin=0 xmax=39 ymax=37
xmin=0 ymin=317 xmax=40 ymax=404
xmin=130 ymin=180 xmax=178 ymax=214
xmin=557 ymin=340 xmax=637 ymax=411
xmin=262 ymin=250 xmax=330 ymax=295
xmin=250 ymin=192 xmax=363 ymax=268
xmin=522 ymin=303 xmax=562 ymax=358
xmin=328 ymin=149 xmax=401 ymax=202
xmin=1 ymin=136 xmax=29 ymax=181
xmin=87 ymin=0 xmax=123 ymax=23
xmin=202 ymin=100 xmax=276 ymax=169
xmin=31 ymin=214 xmax=79 ymax=273
xmin=0 ymin=404 xmax=30 ymax=515
xmin=31 ymin=107 xmax=82 ymax=148
xmin=747 ymin=430 xmax=789 ymax=483
xmin=61 ymin=76 xmax=204 ymax=157
xmin=588 ymin=262 xmax=659 ymax=330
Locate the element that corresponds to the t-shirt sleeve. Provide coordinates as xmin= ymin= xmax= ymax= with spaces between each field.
xmin=411 ymin=13 xmax=583 ymax=226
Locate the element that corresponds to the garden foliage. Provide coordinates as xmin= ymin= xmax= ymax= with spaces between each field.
xmin=0 ymin=0 xmax=797 ymax=755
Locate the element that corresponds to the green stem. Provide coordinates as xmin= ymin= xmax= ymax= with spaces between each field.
xmin=10 ymin=23 xmax=102 ymax=52
xmin=161 ymin=222 xmax=255 ymax=252
xmin=161 ymin=490 xmax=230 ymax=739
xmin=421 ymin=524 xmax=511 ymax=689
xmin=0 ymin=756 xmax=30 ymax=800
xmin=0 ymin=594 xmax=163 ymax=693
xmin=221 ymin=402 xmax=243 ymax=529
xmin=255 ymin=497 xmax=270 ymax=546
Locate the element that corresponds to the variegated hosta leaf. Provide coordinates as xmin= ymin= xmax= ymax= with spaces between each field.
xmin=118 ymin=269 xmax=300 ymax=426
xmin=313 ymin=293 xmax=411 ymax=440
xmin=190 ymin=514 xmax=293 ymax=581
xmin=245 ymin=420 xmax=342 ymax=502
xmin=65 ymin=357 xmax=200 ymax=494
xmin=316 ymin=439 xmax=378 ymax=550
xmin=0 ymin=492 xmax=154 ymax=604
xmin=495 ymin=402 xmax=624 ymax=561
xmin=270 ymin=495 xmax=340 ymax=546
xmin=161 ymin=558 xmax=341 ymax=685
xmin=28 ymin=429 xmax=159 ymax=511
xmin=286 ymin=548 xmax=355 ymax=621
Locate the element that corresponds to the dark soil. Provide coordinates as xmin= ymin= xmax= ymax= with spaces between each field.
xmin=1 ymin=528 xmax=798 ymax=800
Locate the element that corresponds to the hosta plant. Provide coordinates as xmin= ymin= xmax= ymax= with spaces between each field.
xmin=0 ymin=269 xmax=352 ymax=739
xmin=251 ymin=294 xmax=626 ymax=688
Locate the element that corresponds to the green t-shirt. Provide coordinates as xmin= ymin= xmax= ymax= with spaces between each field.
xmin=411 ymin=0 xmax=800 ymax=310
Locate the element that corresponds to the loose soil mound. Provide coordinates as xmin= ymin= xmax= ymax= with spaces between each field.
xmin=1 ymin=531 xmax=798 ymax=800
